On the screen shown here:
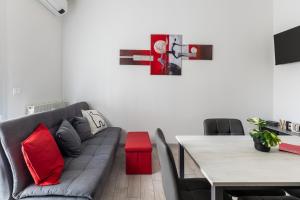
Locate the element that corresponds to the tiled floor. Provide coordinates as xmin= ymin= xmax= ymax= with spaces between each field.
xmin=100 ymin=145 xmax=204 ymax=200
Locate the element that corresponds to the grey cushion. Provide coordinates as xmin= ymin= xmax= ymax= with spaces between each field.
xmin=0 ymin=102 xmax=89 ymax=199
xmin=56 ymin=120 xmax=81 ymax=157
xmin=18 ymin=127 xmax=121 ymax=200
xmin=69 ymin=117 xmax=92 ymax=141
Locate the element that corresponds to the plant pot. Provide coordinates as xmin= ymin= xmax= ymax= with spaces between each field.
xmin=253 ymin=137 xmax=270 ymax=152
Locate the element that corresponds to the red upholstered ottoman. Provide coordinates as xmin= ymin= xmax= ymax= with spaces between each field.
xmin=125 ymin=132 xmax=152 ymax=174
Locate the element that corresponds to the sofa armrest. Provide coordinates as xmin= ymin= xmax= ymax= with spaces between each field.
xmin=0 ymin=143 xmax=13 ymax=200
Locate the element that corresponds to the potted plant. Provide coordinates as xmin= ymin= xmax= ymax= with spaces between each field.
xmin=247 ymin=117 xmax=281 ymax=152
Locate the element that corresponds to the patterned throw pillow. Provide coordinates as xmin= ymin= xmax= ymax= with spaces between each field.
xmin=81 ymin=110 xmax=107 ymax=135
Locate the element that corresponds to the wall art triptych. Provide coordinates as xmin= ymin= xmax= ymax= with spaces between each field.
xmin=120 ymin=34 xmax=213 ymax=76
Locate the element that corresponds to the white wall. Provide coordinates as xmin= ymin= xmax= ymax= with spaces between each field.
xmin=4 ymin=0 xmax=63 ymax=119
xmin=63 ymin=0 xmax=274 ymax=143
xmin=0 ymin=0 xmax=5 ymax=121
xmin=273 ymin=0 xmax=300 ymax=122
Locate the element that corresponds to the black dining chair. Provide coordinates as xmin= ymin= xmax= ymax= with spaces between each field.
xmin=203 ymin=118 xmax=286 ymax=198
xmin=238 ymin=196 xmax=300 ymax=200
xmin=203 ymin=118 xmax=245 ymax=135
xmin=285 ymin=190 xmax=300 ymax=199
xmin=155 ymin=128 xmax=232 ymax=200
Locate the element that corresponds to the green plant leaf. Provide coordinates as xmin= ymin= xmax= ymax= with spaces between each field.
xmin=248 ymin=117 xmax=281 ymax=147
xmin=247 ymin=117 xmax=267 ymax=129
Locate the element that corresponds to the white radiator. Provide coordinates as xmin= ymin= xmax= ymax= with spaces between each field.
xmin=25 ymin=101 xmax=68 ymax=115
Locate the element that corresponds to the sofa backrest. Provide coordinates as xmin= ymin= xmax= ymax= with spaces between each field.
xmin=0 ymin=102 xmax=89 ymax=199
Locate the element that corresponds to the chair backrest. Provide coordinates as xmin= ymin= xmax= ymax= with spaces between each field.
xmin=204 ymin=118 xmax=244 ymax=135
xmin=155 ymin=129 xmax=180 ymax=200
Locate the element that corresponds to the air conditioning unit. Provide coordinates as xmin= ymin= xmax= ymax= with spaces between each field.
xmin=39 ymin=0 xmax=68 ymax=16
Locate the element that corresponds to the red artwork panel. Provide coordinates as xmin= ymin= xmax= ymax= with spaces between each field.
xmin=151 ymin=34 xmax=169 ymax=75
xmin=188 ymin=45 xmax=213 ymax=60
xmin=120 ymin=50 xmax=152 ymax=65
xmin=151 ymin=34 xmax=182 ymax=75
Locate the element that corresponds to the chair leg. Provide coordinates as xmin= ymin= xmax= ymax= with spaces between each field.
xmin=179 ymin=143 xmax=184 ymax=178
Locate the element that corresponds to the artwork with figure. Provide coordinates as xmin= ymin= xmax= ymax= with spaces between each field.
xmin=151 ymin=34 xmax=183 ymax=75
xmin=119 ymin=34 xmax=213 ymax=76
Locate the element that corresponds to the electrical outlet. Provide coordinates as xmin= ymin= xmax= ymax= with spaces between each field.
xmin=12 ymin=88 xmax=22 ymax=96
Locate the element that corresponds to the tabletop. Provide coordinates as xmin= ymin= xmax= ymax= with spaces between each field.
xmin=176 ymin=135 xmax=300 ymax=187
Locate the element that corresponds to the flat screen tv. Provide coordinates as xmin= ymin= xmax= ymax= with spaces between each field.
xmin=274 ymin=26 xmax=300 ymax=65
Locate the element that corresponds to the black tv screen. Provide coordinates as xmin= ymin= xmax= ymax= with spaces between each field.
xmin=274 ymin=26 xmax=300 ymax=65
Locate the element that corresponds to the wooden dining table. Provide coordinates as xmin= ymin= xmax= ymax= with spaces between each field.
xmin=176 ymin=135 xmax=300 ymax=200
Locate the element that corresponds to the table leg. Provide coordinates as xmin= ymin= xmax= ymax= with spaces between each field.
xmin=211 ymin=186 xmax=224 ymax=200
xmin=179 ymin=143 xmax=184 ymax=178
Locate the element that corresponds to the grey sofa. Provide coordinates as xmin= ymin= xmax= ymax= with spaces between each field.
xmin=0 ymin=102 xmax=121 ymax=200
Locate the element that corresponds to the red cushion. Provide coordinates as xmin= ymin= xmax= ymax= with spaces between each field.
xmin=21 ymin=123 xmax=64 ymax=186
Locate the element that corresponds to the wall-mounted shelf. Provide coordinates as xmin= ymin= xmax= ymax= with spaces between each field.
xmin=265 ymin=125 xmax=300 ymax=137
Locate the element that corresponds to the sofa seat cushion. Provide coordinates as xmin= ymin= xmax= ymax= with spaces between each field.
xmin=18 ymin=127 xmax=121 ymax=200
xmin=21 ymin=197 xmax=88 ymax=200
